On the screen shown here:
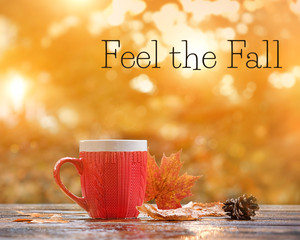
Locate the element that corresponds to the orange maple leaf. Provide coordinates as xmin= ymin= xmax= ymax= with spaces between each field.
xmin=144 ymin=150 xmax=201 ymax=209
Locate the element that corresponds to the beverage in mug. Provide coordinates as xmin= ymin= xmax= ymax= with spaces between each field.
xmin=53 ymin=140 xmax=147 ymax=219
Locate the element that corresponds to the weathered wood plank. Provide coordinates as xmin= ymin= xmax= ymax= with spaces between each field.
xmin=0 ymin=204 xmax=299 ymax=239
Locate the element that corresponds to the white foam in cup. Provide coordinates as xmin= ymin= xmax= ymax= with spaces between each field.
xmin=79 ymin=139 xmax=147 ymax=152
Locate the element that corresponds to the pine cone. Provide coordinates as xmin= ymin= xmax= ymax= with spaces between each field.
xmin=222 ymin=194 xmax=259 ymax=220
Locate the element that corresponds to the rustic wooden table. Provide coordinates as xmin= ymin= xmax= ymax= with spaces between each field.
xmin=0 ymin=204 xmax=299 ymax=239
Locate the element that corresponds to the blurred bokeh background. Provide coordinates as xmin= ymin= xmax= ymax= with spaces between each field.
xmin=0 ymin=0 xmax=300 ymax=204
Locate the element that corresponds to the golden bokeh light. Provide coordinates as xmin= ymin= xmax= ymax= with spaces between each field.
xmin=5 ymin=73 xmax=28 ymax=111
xmin=130 ymin=74 xmax=155 ymax=94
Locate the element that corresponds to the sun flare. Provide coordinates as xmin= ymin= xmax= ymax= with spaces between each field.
xmin=6 ymin=73 xmax=27 ymax=110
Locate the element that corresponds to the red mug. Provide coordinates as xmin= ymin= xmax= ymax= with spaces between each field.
xmin=53 ymin=140 xmax=147 ymax=219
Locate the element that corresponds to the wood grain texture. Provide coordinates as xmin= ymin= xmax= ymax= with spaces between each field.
xmin=0 ymin=204 xmax=299 ymax=239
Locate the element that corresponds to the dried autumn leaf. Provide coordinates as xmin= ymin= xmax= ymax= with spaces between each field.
xmin=137 ymin=202 xmax=225 ymax=221
xmin=13 ymin=219 xmax=33 ymax=223
xmin=14 ymin=211 xmax=69 ymax=223
xmin=31 ymin=215 xmax=69 ymax=223
xmin=145 ymin=150 xmax=201 ymax=209
xmin=16 ymin=210 xmax=53 ymax=218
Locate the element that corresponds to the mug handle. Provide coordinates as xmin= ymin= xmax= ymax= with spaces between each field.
xmin=53 ymin=157 xmax=88 ymax=211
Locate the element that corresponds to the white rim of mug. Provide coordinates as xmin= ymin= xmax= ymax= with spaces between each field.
xmin=79 ymin=139 xmax=147 ymax=152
